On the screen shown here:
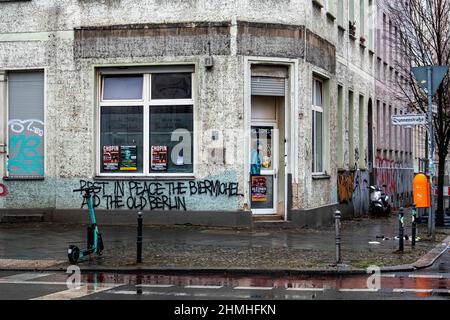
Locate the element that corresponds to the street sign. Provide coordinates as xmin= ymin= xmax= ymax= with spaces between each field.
xmin=392 ymin=114 xmax=426 ymax=126
xmin=412 ymin=66 xmax=448 ymax=95
xmin=444 ymin=187 xmax=450 ymax=197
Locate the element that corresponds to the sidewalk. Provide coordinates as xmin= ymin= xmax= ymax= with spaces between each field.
xmin=0 ymin=209 xmax=449 ymax=274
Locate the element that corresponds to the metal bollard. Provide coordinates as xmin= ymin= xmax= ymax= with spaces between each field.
xmin=411 ymin=204 xmax=417 ymax=247
xmin=137 ymin=211 xmax=143 ymax=264
xmin=399 ymin=207 xmax=404 ymax=252
xmin=334 ymin=210 xmax=342 ymax=265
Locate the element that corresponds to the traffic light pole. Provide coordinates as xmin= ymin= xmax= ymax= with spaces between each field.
xmin=427 ymin=66 xmax=436 ymax=241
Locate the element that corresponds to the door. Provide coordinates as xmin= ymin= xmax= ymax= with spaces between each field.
xmin=250 ymin=124 xmax=278 ymax=215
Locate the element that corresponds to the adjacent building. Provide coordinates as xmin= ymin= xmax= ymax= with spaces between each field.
xmin=0 ymin=0 xmax=415 ymax=227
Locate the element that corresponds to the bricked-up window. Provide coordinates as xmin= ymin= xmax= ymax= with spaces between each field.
xmin=337 ymin=0 xmax=345 ymax=27
xmin=98 ymin=67 xmax=194 ymax=176
xmin=7 ymin=71 xmax=45 ymax=178
xmin=312 ymin=78 xmax=324 ymax=174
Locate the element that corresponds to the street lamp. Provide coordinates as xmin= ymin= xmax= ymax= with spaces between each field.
xmin=412 ymin=65 xmax=448 ymax=240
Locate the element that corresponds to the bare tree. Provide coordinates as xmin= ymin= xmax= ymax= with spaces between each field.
xmin=388 ymin=0 xmax=450 ymax=226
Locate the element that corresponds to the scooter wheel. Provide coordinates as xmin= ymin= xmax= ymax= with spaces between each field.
xmin=68 ymin=245 xmax=80 ymax=264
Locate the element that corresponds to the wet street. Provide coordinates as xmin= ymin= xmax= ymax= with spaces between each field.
xmin=0 ymin=249 xmax=449 ymax=300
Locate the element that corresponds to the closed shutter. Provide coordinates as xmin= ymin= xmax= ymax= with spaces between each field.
xmin=7 ymin=71 xmax=45 ymax=177
xmin=251 ymin=77 xmax=285 ymax=97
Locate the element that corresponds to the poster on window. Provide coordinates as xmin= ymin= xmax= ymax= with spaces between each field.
xmin=151 ymin=146 xmax=168 ymax=171
xmin=120 ymin=146 xmax=137 ymax=171
xmin=103 ymin=146 xmax=120 ymax=171
xmin=251 ymin=176 xmax=268 ymax=202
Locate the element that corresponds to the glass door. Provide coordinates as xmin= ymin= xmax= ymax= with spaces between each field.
xmin=250 ymin=125 xmax=278 ymax=215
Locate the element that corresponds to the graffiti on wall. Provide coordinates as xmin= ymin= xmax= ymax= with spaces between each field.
xmin=0 ymin=184 xmax=8 ymax=197
xmin=352 ymin=170 xmax=370 ymax=216
xmin=76 ymin=179 xmax=244 ymax=211
xmin=374 ymin=156 xmax=413 ymax=209
xmin=337 ymin=170 xmax=370 ymax=216
xmin=8 ymin=119 xmax=44 ymax=176
xmin=337 ymin=171 xmax=354 ymax=204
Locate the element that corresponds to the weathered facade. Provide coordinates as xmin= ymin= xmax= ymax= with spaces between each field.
xmin=372 ymin=0 xmax=415 ymax=211
xmin=0 ymin=0 xmax=378 ymax=227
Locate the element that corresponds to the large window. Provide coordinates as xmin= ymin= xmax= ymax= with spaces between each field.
xmin=98 ymin=67 xmax=194 ymax=176
xmin=312 ymin=78 xmax=324 ymax=174
xmin=7 ymin=71 xmax=45 ymax=178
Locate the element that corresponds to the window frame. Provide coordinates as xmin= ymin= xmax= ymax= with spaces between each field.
xmin=312 ymin=77 xmax=325 ymax=175
xmin=96 ymin=68 xmax=196 ymax=178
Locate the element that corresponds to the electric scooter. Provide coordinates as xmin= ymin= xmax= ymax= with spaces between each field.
xmin=68 ymin=186 xmax=104 ymax=264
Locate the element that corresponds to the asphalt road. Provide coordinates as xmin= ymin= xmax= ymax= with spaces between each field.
xmin=0 ymin=250 xmax=449 ymax=301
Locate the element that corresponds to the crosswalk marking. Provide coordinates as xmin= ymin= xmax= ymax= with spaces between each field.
xmin=408 ymin=274 xmax=445 ymax=279
xmin=339 ymin=288 xmax=380 ymax=292
xmin=1 ymin=273 xmax=51 ymax=281
xmin=234 ymin=286 xmax=273 ymax=290
xmin=31 ymin=284 xmax=119 ymax=300
xmin=381 ymin=274 xmax=396 ymax=278
xmin=185 ymin=285 xmax=223 ymax=289
xmin=393 ymin=289 xmax=433 ymax=293
xmin=135 ymin=284 xmax=174 ymax=288
xmin=286 ymin=288 xmax=325 ymax=292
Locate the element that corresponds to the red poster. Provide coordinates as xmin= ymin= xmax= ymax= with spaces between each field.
xmin=151 ymin=146 xmax=168 ymax=171
xmin=251 ymin=176 xmax=267 ymax=202
xmin=103 ymin=146 xmax=119 ymax=171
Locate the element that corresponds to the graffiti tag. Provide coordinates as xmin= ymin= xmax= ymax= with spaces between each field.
xmin=76 ymin=179 xmax=244 ymax=211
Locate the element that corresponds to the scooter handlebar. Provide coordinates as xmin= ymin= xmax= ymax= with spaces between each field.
xmin=73 ymin=186 xmax=102 ymax=194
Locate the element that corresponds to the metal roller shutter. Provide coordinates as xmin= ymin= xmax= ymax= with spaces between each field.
xmin=251 ymin=76 xmax=285 ymax=97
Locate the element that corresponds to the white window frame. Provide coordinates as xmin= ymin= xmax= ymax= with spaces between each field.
xmin=312 ymin=77 xmax=324 ymax=175
xmin=97 ymin=70 xmax=195 ymax=178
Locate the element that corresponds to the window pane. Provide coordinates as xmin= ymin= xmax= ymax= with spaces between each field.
xmin=315 ymin=80 xmax=323 ymax=107
xmin=151 ymin=73 xmax=192 ymax=100
xmin=315 ymin=112 xmax=323 ymax=173
xmin=103 ymin=75 xmax=143 ymax=100
xmin=100 ymin=106 xmax=143 ymax=173
xmin=149 ymin=105 xmax=193 ymax=173
xmin=8 ymin=71 xmax=45 ymax=177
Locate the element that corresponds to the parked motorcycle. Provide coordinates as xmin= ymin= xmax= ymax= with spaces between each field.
xmin=369 ymin=185 xmax=391 ymax=216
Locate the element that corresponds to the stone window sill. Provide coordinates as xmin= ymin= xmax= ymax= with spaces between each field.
xmin=326 ymin=12 xmax=336 ymax=21
xmin=312 ymin=0 xmax=323 ymax=9
xmin=3 ymin=176 xmax=45 ymax=181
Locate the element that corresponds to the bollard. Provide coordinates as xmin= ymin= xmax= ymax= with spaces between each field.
xmin=399 ymin=207 xmax=404 ymax=252
xmin=334 ymin=210 xmax=342 ymax=265
xmin=411 ymin=204 xmax=417 ymax=247
xmin=137 ymin=211 xmax=143 ymax=264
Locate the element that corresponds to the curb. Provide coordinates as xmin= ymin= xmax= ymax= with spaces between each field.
xmin=412 ymin=235 xmax=450 ymax=270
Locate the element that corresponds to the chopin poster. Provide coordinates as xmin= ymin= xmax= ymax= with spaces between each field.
xmin=251 ymin=176 xmax=268 ymax=202
xmin=103 ymin=146 xmax=119 ymax=171
xmin=151 ymin=146 xmax=168 ymax=171
xmin=120 ymin=146 xmax=137 ymax=171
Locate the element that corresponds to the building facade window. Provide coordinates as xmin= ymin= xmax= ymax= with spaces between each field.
xmin=358 ymin=95 xmax=365 ymax=168
xmin=98 ymin=67 xmax=194 ymax=176
xmin=312 ymin=78 xmax=324 ymax=174
xmin=359 ymin=0 xmax=365 ymax=38
xmin=337 ymin=0 xmax=344 ymax=27
xmin=337 ymin=85 xmax=344 ymax=169
xmin=348 ymin=90 xmax=355 ymax=169
xmin=7 ymin=70 xmax=45 ymax=178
